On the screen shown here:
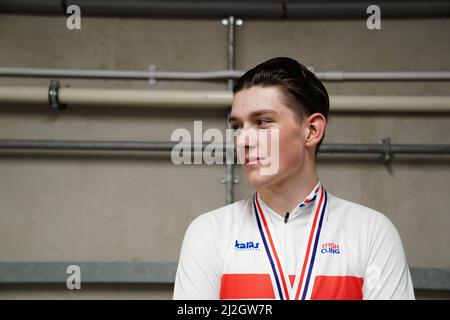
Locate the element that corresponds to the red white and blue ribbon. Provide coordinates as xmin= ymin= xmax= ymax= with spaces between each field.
xmin=253 ymin=182 xmax=328 ymax=300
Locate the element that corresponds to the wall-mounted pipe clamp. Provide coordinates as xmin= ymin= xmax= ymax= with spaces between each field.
xmin=48 ymin=80 xmax=66 ymax=110
xmin=220 ymin=175 xmax=240 ymax=185
xmin=379 ymin=137 xmax=392 ymax=164
xmin=148 ymin=65 xmax=156 ymax=86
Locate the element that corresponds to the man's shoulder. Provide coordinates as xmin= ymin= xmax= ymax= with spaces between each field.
xmin=187 ymin=195 xmax=253 ymax=232
xmin=327 ymin=192 xmax=394 ymax=228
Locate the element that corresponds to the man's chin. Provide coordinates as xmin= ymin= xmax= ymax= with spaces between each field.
xmin=245 ymin=170 xmax=276 ymax=189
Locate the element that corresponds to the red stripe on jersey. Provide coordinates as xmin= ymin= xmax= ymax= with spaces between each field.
xmin=289 ymin=275 xmax=295 ymax=286
xmin=220 ymin=274 xmax=275 ymax=299
xmin=311 ymin=276 xmax=364 ymax=300
xmin=220 ymin=274 xmax=363 ymax=300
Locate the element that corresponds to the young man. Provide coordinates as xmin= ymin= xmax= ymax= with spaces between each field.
xmin=173 ymin=57 xmax=415 ymax=300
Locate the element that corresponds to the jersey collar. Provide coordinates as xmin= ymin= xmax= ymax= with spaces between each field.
xmin=257 ymin=180 xmax=322 ymax=222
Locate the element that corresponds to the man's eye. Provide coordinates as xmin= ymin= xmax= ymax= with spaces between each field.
xmin=257 ymin=119 xmax=271 ymax=126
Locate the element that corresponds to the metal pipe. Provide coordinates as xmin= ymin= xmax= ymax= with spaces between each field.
xmin=0 ymin=67 xmax=244 ymax=81
xmin=227 ymin=16 xmax=236 ymax=92
xmin=0 ymin=140 xmax=449 ymax=155
xmin=0 ymin=140 xmax=207 ymax=152
xmin=0 ymin=0 xmax=449 ymax=19
xmin=225 ymin=15 xmax=236 ymax=204
xmin=320 ymin=144 xmax=450 ymax=154
xmin=1 ymin=86 xmax=450 ymax=112
xmin=0 ymin=86 xmax=232 ymax=107
xmin=329 ymin=96 xmax=450 ymax=112
xmin=1 ymin=67 xmax=450 ymax=81
xmin=315 ymin=71 xmax=450 ymax=81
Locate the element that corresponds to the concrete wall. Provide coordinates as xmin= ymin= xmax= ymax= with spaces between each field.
xmin=0 ymin=14 xmax=449 ymax=299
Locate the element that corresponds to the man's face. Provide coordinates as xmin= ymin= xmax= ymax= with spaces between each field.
xmin=229 ymin=86 xmax=308 ymax=189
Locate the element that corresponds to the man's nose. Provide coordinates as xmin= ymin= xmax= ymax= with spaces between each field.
xmin=235 ymin=127 xmax=258 ymax=149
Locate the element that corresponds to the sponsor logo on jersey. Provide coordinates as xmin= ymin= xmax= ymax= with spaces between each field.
xmin=321 ymin=242 xmax=341 ymax=254
xmin=234 ymin=240 xmax=260 ymax=251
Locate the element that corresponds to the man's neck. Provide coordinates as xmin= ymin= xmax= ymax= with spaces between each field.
xmin=258 ymin=169 xmax=319 ymax=217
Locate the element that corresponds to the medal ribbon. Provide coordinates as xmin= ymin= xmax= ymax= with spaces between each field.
xmin=253 ymin=183 xmax=328 ymax=300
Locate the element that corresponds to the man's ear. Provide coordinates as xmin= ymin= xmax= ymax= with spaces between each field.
xmin=304 ymin=113 xmax=326 ymax=149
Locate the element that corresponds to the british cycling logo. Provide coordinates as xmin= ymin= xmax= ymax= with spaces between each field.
xmin=321 ymin=242 xmax=341 ymax=254
xmin=234 ymin=240 xmax=260 ymax=251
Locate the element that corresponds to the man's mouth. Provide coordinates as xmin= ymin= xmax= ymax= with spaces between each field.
xmin=244 ymin=156 xmax=266 ymax=165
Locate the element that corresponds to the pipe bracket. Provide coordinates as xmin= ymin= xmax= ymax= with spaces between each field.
xmin=148 ymin=65 xmax=156 ymax=86
xmin=221 ymin=17 xmax=243 ymax=26
xmin=48 ymin=80 xmax=66 ymax=110
xmin=379 ymin=137 xmax=392 ymax=164
xmin=220 ymin=175 xmax=240 ymax=184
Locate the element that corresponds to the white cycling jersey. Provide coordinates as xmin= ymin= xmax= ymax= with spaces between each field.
xmin=174 ymin=181 xmax=415 ymax=300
